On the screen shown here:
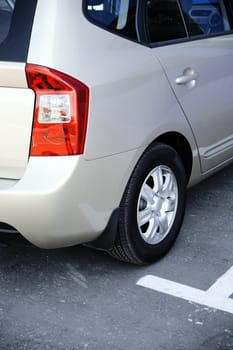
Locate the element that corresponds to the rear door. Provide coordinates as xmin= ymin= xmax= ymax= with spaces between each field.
xmin=0 ymin=0 xmax=37 ymax=179
xmin=145 ymin=0 xmax=233 ymax=173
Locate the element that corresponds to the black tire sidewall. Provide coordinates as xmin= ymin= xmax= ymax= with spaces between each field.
xmin=119 ymin=144 xmax=186 ymax=263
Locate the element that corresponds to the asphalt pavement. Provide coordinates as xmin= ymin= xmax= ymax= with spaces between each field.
xmin=0 ymin=163 xmax=232 ymax=349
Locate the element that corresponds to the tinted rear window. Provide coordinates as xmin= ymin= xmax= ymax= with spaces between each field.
xmin=0 ymin=0 xmax=37 ymax=62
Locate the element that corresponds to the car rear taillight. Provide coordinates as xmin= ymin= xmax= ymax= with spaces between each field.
xmin=26 ymin=64 xmax=89 ymax=156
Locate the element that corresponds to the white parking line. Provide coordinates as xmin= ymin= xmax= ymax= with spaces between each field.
xmin=137 ymin=266 xmax=233 ymax=314
xmin=207 ymin=266 xmax=233 ymax=298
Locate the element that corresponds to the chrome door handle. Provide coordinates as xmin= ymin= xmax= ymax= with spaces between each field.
xmin=175 ymin=68 xmax=199 ymax=85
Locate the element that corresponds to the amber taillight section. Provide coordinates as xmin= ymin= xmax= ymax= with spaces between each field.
xmin=26 ymin=64 xmax=89 ymax=156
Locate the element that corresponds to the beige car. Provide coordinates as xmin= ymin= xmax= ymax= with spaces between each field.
xmin=0 ymin=0 xmax=233 ymax=264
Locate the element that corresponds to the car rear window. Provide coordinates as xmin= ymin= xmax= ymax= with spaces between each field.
xmin=83 ymin=0 xmax=138 ymax=41
xmin=0 ymin=0 xmax=37 ymax=62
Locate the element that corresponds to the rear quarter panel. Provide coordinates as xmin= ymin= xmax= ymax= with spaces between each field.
xmin=28 ymin=0 xmax=200 ymax=182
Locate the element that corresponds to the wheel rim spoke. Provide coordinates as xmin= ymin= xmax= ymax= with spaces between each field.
xmin=158 ymin=214 xmax=169 ymax=234
xmin=164 ymin=197 xmax=176 ymax=213
xmin=163 ymin=173 xmax=173 ymax=192
xmin=145 ymin=216 xmax=159 ymax=241
xmin=141 ymin=184 xmax=155 ymax=204
xmin=152 ymin=167 xmax=164 ymax=192
xmin=138 ymin=207 xmax=153 ymax=226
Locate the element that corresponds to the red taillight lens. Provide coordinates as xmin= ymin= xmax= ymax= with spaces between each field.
xmin=26 ymin=64 xmax=89 ymax=156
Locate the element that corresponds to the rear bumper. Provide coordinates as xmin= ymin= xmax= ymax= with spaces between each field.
xmin=0 ymin=151 xmax=138 ymax=248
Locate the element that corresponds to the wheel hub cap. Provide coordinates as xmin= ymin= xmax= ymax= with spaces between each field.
xmin=137 ymin=165 xmax=178 ymax=245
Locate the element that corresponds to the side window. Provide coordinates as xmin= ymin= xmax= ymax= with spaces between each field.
xmin=179 ymin=0 xmax=231 ymax=36
xmin=0 ymin=0 xmax=15 ymax=44
xmin=84 ymin=0 xmax=138 ymax=41
xmin=145 ymin=0 xmax=187 ymax=43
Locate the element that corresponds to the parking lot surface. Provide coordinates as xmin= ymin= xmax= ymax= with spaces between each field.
xmin=0 ymin=164 xmax=232 ymax=350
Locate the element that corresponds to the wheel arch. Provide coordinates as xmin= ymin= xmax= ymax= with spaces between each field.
xmin=153 ymin=132 xmax=193 ymax=183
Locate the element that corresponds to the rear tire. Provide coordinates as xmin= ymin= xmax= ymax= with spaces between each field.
xmin=109 ymin=143 xmax=187 ymax=264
